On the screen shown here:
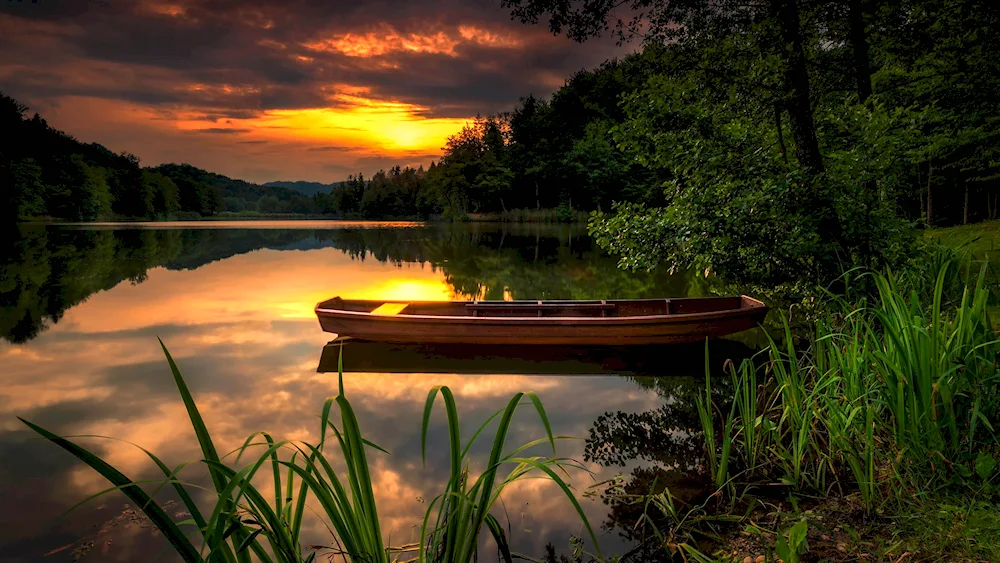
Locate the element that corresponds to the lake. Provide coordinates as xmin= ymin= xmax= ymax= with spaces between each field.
xmin=0 ymin=221 xmax=759 ymax=562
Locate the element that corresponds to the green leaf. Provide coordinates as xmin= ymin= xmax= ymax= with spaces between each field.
xmin=235 ymin=528 xmax=263 ymax=554
xmin=788 ymin=518 xmax=809 ymax=554
xmin=775 ymin=530 xmax=791 ymax=562
xmin=976 ymin=452 xmax=997 ymax=481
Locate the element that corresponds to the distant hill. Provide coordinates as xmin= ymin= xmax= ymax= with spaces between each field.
xmin=157 ymin=164 xmax=300 ymax=201
xmin=2 ymin=90 xmax=337 ymax=221
xmin=264 ymin=181 xmax=343 ymax=197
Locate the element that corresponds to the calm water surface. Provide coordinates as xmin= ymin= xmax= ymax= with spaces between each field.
xmin=0 ymin=221 xmax=758 ymax=562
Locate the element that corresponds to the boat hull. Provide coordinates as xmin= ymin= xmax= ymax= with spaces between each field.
xmin=315 ymin=297 xmax=768 ymax=346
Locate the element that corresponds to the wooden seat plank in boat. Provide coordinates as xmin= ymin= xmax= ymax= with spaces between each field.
xmin=370 ymin=302 xmax=409 ymax=316
xmin=315 ymin=296 xmax=768 ymax=346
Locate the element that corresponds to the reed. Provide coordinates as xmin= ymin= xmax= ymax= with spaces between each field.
xmin=418 ymin=386 xmax=601 ymax=562
xmin=20 ymin=343 xmax=601 ymax=563
xmin=696 ymin=259 xmax=1000 ymax=512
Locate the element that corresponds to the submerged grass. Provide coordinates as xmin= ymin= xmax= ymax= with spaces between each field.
xmin=20 ymin=344 xmax=600 ymax=563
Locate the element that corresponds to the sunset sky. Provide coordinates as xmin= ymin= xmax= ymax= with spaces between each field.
xmin=0 ymin=0 xmax=629 ymax=183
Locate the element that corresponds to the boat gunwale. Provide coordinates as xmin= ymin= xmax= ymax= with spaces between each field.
xmin=315 ymin=296 xmax=767 ymax=325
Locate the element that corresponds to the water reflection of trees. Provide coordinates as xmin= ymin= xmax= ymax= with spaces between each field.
xmin=1 ymin=224 xmax=706 ymax=343
xmin=583 ymin=340 xmax=754 ymax=560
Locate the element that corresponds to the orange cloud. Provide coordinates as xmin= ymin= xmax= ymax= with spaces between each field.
xmin=305 ymin=25 xmax=461 ymax=58
xmin=305 ymin=23 xmax=522 ymax=59
xmin=458 ymin=25 xmax=522 ymax=48
xmin=144 ymin=2 xmax=188 ymax=18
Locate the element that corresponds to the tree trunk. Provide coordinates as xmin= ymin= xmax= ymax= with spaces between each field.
xmin=926 ymin=160 xmax=934 ymax=227
xmin=847 ymin=0 xmax=878 ymax=199
xmin=963 ymin=180 xmax=969 ymax=225
xmin=535 ymin=180 xmax=540 ymax=210
xmin=772 ymin=0 xmax=846 ymax=265
xmin=772 ymin=0 xmax=825 ymax=175
xmin=774 ymin=103 xmax=789 ymax=165
xmin=847 ymin=0 xmax=873 ymax=103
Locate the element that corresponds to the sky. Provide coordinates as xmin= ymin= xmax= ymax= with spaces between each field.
xmin=0 ymin=0 xmax=630 ymax=183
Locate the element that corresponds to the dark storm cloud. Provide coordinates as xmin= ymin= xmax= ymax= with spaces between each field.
xmin=0 ymin=0 xmax=627 ymax=117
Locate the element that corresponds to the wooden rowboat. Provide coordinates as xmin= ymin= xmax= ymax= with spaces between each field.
xmin=315 ymin=296 xmax=768 ymax=346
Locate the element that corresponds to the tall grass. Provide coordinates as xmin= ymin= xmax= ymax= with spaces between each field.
xmin=418 ymin=387 xmax=601 ymax=562
xmin=20 ymin=343 xmax=600 ymax=563
xmin=697 ymin=260 xmax=1000 ymax=512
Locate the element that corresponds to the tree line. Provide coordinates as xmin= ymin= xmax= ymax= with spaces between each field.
xmin=0 ymin=94 xmax=341 ymax=222
xmin=328 ymin=53 xmax=667 ymax=219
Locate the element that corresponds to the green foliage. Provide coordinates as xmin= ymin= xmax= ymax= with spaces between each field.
xmin=142 ymin=170 xmax=181 ymax=217
xmin=0 ymin=92 xmax=168 ymax=221
xmin=587 ymin=46 xmax=917 ymax=290
xmin=498 ymin=0 xmax=1000 ymax=289
xmin=696 ymin=260 xmax=1000 ymax=514
xmin=774 ymin=519 xmax=809 ymax=563
xmin=1 ymin=158 xmax=46 ymax=221
xmin=413 ymin=54 xmax=669 ymax=219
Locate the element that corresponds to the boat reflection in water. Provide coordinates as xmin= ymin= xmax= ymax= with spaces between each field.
xmin=316 ymin=336 xmax=760 ymax=377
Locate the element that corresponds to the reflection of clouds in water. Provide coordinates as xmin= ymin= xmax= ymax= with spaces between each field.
xmin=54 ymin=248 xmax=456 ymax=334
xmin=0 ymin=245 xmax=663 ymax=561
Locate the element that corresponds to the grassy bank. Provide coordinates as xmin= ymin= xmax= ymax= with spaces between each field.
xmin=926 ymin=221 xmax=1000 ymax=266
xmin=621 ymin=260 xmax=1000 ymax=562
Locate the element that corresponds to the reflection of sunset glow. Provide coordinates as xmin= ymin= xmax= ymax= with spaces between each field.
xmin=0 ymin=239 xmax=666 ymax=560
xmin=51 ymin=249 xmax=454 ymax=332
xmin=357 ymin=278 xmax=456 ymax=302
